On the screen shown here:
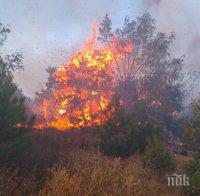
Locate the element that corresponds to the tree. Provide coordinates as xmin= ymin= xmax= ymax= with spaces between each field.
xmin=100 ymin=96 xmax=161 ymax=157
xmin=142 ymin=135 xmax=175 ymax=172
xmin=0 ymin=21 xmax=32 ymax=141
xmin=0 ymin=21 xmax=35 ymax=167
xmin=184 ymin=99 xmax=200 ymax=151
xmin=185 ymin=154 xmax=200 ymax=194
xmin=99 ymin=13 xmax=183 ymax=157
xmin=98 ymin=13 xmax=183 ymax=133
xmin=34 ymin=33 xmax=114 ymax=129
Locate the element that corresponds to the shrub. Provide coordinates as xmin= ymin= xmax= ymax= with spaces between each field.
xmin=143 ymin=135 xmax=175 ymax=172
xmin=0 ymin=129 xmax=32 ymax=167
xmin=100 ymin=97 xmax=161 ymax=157
xmin=0 ymin=168 xmax=39 ymax=195
xmin=184 ymin=99 xmax=200 ymax=151
xmin=40 ymin=150 xmax=168 ymax=195
xmin=185 ymin=155 xmax=200 ymax=194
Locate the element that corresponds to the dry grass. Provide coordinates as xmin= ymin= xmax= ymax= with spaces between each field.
xmin=0 ymin=168 xmax=39 ymax=195
xmin=40 ymin=150 xmax=185 ymax=196
xmin=0 ymin=129 xmax=188 ymax=195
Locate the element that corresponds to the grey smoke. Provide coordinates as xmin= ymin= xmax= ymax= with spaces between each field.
xmin=0 ymin=0 xmax=199 ymax=98
xmin=140 ymin=0 xmax=200 ymax=97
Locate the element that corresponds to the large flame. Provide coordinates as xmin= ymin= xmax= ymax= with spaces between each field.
xmin=35 ymin=24 xmax=133 ymax=130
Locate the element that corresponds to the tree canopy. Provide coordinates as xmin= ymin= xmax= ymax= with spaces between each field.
xmin=0 ymin=21 xmax=32 ymax=141
xmin=99 ymin=13 xmax=183 ymax=131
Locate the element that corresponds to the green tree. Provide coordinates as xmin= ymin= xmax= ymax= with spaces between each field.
xmin=0 ymin=22 xmax=33 ymax=166
xmin=100 ymin=96 xmax=162 ymax=157
xmin=185 ymin=155 xmax=200 ymax=194
xmin=184 ymin=99 xmax=200 ymax=151
xmin=98 ymin=13 xmax=183 ymax=132
xmin=142 ymin=135 xmax=175 ymax=172
xmin=0 ymin=22 xmax=27 ymax=139
xmin=99 ymin=13 xmax=183 ymax=157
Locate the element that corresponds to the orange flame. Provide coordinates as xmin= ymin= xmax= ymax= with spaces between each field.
xmin=35 ymin=24 xmax=133 ymax=130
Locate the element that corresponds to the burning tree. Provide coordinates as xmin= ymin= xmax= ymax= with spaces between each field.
xmin=35 ymin=13 xmax=183 ymax=137
xmin=99 ymin=13 xmax=184 ymax=157
xmin=35 ymin=25 xmax=133 ymax=130
xmin=99 ymin=13 xmax=184 ymax=130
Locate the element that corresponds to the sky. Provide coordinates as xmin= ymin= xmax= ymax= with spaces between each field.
xmin=0 ymin=0 xmax=200 ymax=97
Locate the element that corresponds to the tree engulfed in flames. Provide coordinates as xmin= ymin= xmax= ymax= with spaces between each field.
xmin=35 ymin=25 xmax=133 ymax=130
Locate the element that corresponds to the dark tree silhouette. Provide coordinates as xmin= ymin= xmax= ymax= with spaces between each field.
xmin=99 ymin=13 xmax=184 ymax=131
xmin=0 ymin=21 xmax=33 ymax=141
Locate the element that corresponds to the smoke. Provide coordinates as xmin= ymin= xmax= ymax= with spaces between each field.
xmin=142 ymin=0 xmax=162 ymax=9
xmin=1 ymin=0 xmax=200 ymax=97
xmin=187 ymin=33 xmax=200 ymax=68
xmin=140 ymin=0 xmax=200 ymax=97
xmin=0 ymin=0 xmax=126 ymax=98
xmin=149 ymin=0 xmax=161 ymax=5
xmin=141 ymin=0 xmax=200 ymax=67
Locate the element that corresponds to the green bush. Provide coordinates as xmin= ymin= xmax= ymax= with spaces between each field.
xmin=184 ymin=99 xmax=200 ymax=151
xmin=100 ymin=97 xmax=160 ymax=157
xmin=142 ymin=135 xmax=175 ymax=172
xmin=0 ymin=130 xmax=32 ymax=167
xmin=185 ymin=155 xmax=200 ymax=194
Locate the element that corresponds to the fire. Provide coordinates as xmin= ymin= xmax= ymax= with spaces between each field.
xmin=35 ymin=24 xmax=133 ymax=130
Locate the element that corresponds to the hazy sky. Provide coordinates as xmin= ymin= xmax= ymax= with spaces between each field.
xmin=0 ymin=0 xmax=200 ymax=97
